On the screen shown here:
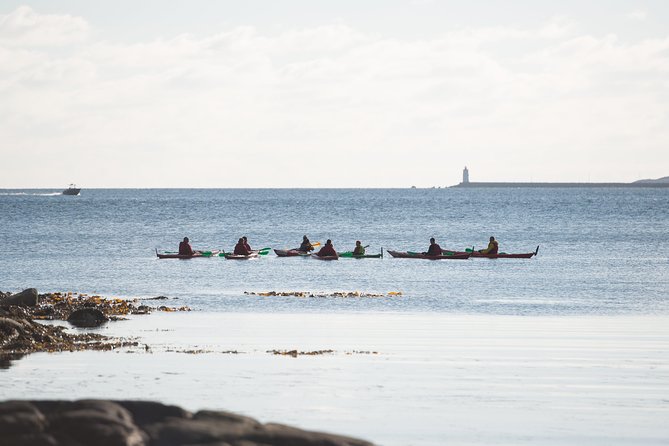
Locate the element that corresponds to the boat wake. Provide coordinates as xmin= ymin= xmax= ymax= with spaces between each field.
xmin=0 ymin=192 xmax=62 ymax=196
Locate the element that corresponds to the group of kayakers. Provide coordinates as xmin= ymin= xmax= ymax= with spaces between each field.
xmin=296 ymin=235 xmax=364 ymax=258
xmin=178 ymin=235 xmax=498 ymax=257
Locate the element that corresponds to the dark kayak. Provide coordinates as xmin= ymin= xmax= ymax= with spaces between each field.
xmin=155 ymin=249 xmax=220 ymax=259
xmin=274 ymin=249 xmax=311 ymax=257
xmin=469 ymin=246 xmax=539 ymax=259
xmin=387 ymin=250 xmax=470 ymax=260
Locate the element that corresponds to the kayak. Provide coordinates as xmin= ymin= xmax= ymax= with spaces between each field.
xmin=274 ymin=249 xmax=311 ymax=257
xmin=338 ymin=250 xmax=383 ymax=259
xmin=469 ymin=246 xmax=539 ymax=259
xmin=387 ymin=250 xmax=470 ymax=260
xmin=311 ymin=254 xmax=339 ymax=260
xmin=224 ymin=252 xmax=259 ymax=260
xmin=155 ymin=249 xmax=220 ymax=259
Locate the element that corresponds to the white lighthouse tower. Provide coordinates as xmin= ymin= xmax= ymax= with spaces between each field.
xmin=463 ymin=166 xmax=470 ymax=184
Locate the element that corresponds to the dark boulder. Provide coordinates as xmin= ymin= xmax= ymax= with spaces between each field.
xmin=114 ymin=401 xmax=191 ymax=426
xmin=67 ymin=309 xmax=108 ymax=327
xmin=0 ymin=289 xmax=39 ymax=307
xmin=0 ymin=400 xmax=374 ymax=446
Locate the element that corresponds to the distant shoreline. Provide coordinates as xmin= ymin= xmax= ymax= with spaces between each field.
xmin=451 ymin=182 xmax=669 ymax=188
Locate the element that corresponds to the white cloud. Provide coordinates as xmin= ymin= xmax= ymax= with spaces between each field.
xmin=0 ymin=6 xmax=89 ymax=47
xmin=0 ymin=6 xmax=668 ymax=186
xmin=627 ymin=10 xmax=648 ymax=21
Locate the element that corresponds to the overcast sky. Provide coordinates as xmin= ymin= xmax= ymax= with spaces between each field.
xmin=1 ymin=1 xmax=668 ymax=187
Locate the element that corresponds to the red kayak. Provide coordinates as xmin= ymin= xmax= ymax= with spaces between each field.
xmin=274 ymin=249 xmax=311 ymax=257
xmin=470 ymin=246 xmax=539 ymax=259
xmin=311 ymin=254 xmax=339 ymax=260
xmin=387 ymin=250 xmax=470 ymax=260
xmin=155 ymin=249 xmax=220 ymax=259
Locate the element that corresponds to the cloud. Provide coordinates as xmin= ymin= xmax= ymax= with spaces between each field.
xmin=627 ymin=10 xmax=647 ymax=21
xmin=0 ymin=5 xmax=89 ymax=47
xmin=1 ymin=6 xmax=668 ymax=186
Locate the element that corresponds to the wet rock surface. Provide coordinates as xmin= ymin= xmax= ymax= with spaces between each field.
xmin=0 ymin=400 xmax=374 ymax=446
xmin=0 ymin=289 xmax=187 ymax=367
xmin=0 ymin=306 xmax=138 ymax=369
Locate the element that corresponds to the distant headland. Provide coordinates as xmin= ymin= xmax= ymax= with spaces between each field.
xmin=451 ymin=167 xmax=669 ymax=188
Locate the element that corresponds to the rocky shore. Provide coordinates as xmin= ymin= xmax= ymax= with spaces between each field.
xmin=0 ymin=288 xmax=187 ymax=368
xmin=0 ymin=399 xmax=373 ymax=445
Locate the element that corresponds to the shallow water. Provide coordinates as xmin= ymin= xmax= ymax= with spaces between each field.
xmin=4 ymin=313 xmax=669 ymax=445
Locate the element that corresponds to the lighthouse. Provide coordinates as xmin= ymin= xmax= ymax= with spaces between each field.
xmin=463 ymin=166 xmax=469 ymax=184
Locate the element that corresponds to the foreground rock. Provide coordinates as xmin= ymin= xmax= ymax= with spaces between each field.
xmin=0 ymin=400 xmax=374 ymax=446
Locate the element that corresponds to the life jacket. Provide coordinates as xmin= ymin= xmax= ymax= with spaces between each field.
xmin=178 ymin=241 xmax=193 ymax=256
xmin=317 ymin=244 xmax=337 ymax=257
xmin=426 ymin=243 xmax=442 ymax=256
xmin=234 ymin=243 xmax=250 ymax=255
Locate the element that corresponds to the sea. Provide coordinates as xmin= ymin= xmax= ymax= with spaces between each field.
xmin=1 ymin=188 xmax=668 ymax=445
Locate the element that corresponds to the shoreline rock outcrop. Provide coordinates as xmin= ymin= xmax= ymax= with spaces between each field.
xmin=0 ymin=399 xmax=374 ymax=446
xmin=0 ymin=288 xmax=180 ymax=368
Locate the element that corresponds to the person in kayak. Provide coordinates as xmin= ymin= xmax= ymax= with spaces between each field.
xmin=316 ymin=239 xmax=337 ymax=257
xmin=178 ymin=237 xmax=194 ymax=256
xmin=234 ymin=237 xmax=251 ymax=255
xmin=298 ymin=235 xmax=315 ymax=252
xmin=479 ymin=236 xmax=499 ymax=255
xmin=242 ymin=236 xmax=252 ymax=251
xmin=423 ymin=238 xmax=442 ymax=256
xmin=353 ymin=241 xmax=366 ymax=256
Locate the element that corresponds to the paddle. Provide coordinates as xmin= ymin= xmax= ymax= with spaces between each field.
xmin=257 ymin=247 xmax=271 ymax=256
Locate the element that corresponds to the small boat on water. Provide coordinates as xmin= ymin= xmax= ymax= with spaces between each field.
xmin=62 ymin=184 xmax=81 ymax=195
xmin=311 ymin=254 xmax=339 ymax=261
xmin=274 ymin=249 xmax=311 ymax=257
xmin=223 ymin=252 xmax=259 ymax=260
xmin=155 ymin=249 xmax=220 ymax=259
xmin=338 ymin=249 xmax=383 ymax=259
xmin=468 ymin=246 xmax=539 ymax=259
xmin=387 ymin=250 xmax=471 ymax=260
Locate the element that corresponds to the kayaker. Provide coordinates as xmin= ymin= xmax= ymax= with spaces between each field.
xmin=353 ymin=241 xmax=366 ymax=256
xmin=423 ymin=238 xmax=442 ymax=256
xmin=178 ymin=237 xmax=194 ymax=256
xmin=479 ymin=236 xmax=499 ymax=255
xmin=242 ymin=236 xmax=252 ymax=251
xmin=298 ymin=235 xmax=315 ymax=252
xmin=234 ymin=238 xmax=251 ymax=255
xmin=316 ymin=239 xmax=337 ymax=258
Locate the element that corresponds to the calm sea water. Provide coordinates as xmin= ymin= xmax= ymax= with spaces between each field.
xmin=1 ymin=188 xmax=668 ymax=315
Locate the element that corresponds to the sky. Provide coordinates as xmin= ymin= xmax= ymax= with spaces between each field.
xmin=1 ymin=1 xmax=668 ymax=187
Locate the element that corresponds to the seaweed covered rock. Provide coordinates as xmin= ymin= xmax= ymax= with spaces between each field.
xmin=0 ymin=400 xmax=374 ymax=446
